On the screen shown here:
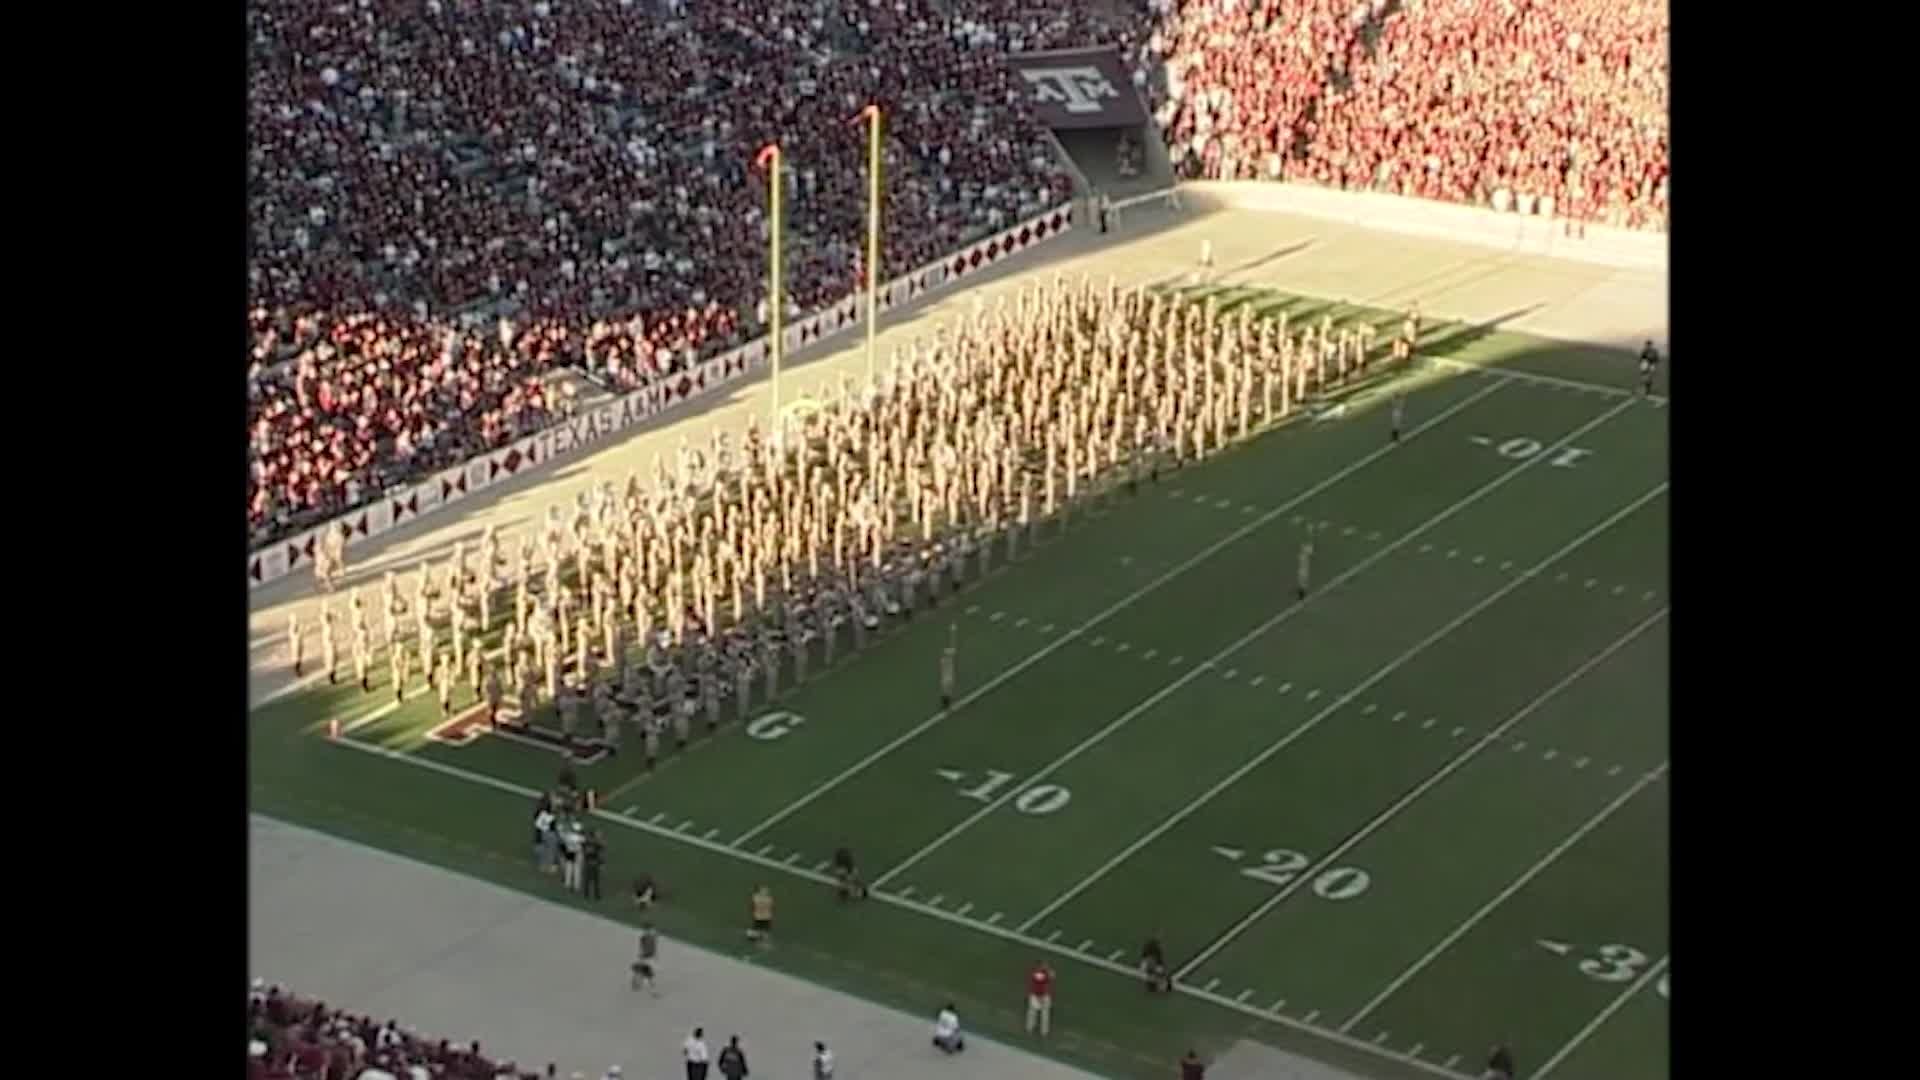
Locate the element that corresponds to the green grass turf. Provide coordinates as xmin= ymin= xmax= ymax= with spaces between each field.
xmin=250 ymin=287 xmax=1669 ymax=1080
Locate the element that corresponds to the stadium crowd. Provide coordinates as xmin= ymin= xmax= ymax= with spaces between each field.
xmin=247 ymin=0 xmax=1074 ymax=546
xmin=247 ymin=0 xmax=1667 ymax=547
xmin=249 ymin=980 xmax=549 ymax=1080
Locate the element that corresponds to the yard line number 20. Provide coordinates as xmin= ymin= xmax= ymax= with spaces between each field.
xmin=1240 ymin=849 xmax=1372 ymax=901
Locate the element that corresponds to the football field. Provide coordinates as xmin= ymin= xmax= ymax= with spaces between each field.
xmin=250 ymin=284 xmax=1669 ymax=1080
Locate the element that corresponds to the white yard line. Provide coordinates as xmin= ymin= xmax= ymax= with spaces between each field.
xmin=879 ymin=397 xmax=1638 ymax=892
xmin=727 ymin=379 xmax=1511 ymax=848
xmin=1423 ymin=356 xmax=1667 ymax=404
xmin=1341 ymin=758 xmax=1670 ymax=1032
xmin=322 ymin=720 xmax=1477 ymax=1080
xmin=1533 ymin=955 xmax=1669 ymax=1079
xmin=1171 ymin=502 xmax=1665 ymax=980
xmin=1026 ymin=479 xmax=1664 ymax=942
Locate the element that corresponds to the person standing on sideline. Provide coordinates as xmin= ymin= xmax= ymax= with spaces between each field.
xmin=1025 ymin=959 xmax=1055 ymax=1037
xmin=599 ymin=1068 xmax=622 ymax=1080
xmin=716 ymin=1035 xmax=749 ymax=1080
xmin=747 ymin=885 xmax=774 ymax=946
xmin=1296 ymin=534 xmax=1314 ymax=602
xmin=681 ymin=1027 xmax=710 ymax=1080
xmin=582 ymin=829 xmax=604 ymax=900
xmin=1179 ymin=1048 xmax=1207 ymax=1079
xmin=533 ymin=802 xmax=556 ymax=875
xmin=1638 ymin=340 xmax=1660 ymax=397
xmin=631 ymin=923 xmax=659 ymax=995
xmin=810 ymin=1041 xmax=834 ymax=1079
xmin=1390 ymin=390 xmax=1405 ymax=445
xmin=932 ymin=1003 xmax=964 ymax=1054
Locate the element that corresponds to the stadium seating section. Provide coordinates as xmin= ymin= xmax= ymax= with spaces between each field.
xmin=247 ymin=0 xmax=1666 ymax=547
xmin=249 ymin=983 xmax=541 ymax=1080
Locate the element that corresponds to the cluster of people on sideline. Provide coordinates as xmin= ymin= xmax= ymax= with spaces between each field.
xmin=531 ymin=774 xmax=606 ymax=899
xmin=678 ymin=1027 xmax=836 ymax=1080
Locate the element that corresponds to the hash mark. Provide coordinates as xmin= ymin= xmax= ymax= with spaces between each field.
xmin=783 ymin=852 xmax=800 ymax=865
xmin=1014 ymin=617 xmax=1030 ymax=628
xmin=1555 ymin=571 xmax=1569 ymax=582
xmin=1611 ymin=584 xmax=1625 ymax=596
xmin=1512 ymin=740 xmax=1528 ymax=752
xmin=1408 ymin=1043 xmax=1425 ymax=1059
xmin=1362 ymin=703 xmax=1378 ymax=715
xmin=1342 ymin=525 xmax=1357 ymax=536
xmin=989 ymin=611 xmax=1006 ymax=622
xmin=1170 ymin=655 xmax=1185 ymax=666
xmin=1250 ymin=675 xmax=1266 ymax=687
xmin=1574 ymin=756 xmax=1591 ymax=769
xmin=1500 ymin=560 xmax=1514 ymax=571
xmin=1643 ymin=590 xmax=1656 ymax=601
xmin=1215 ymin=498 xmax=1234 ymax=509
xmin=899 ymin=886 xmax=916 ymax=899
xmin=1242 ymin=505 xmax=1257 ymax=515
xmin=1270 ymin=998 xmax=1287 ymax=1012
xmin=1391 ymin=710 xmax=1405 ymax=722
xmin=956 ymin=902 xmax=973 ymax=917
xmin=1039 ymin=623 xmax=1056 ymax=634
xmin=1116 ymin=641 xmax=1132 ymax=653
xmin=1444 ymin=1056 xmax=1461 ymax=1069
xmin=1543 ymin=749 xmax=1559 ymax=761
xmin=1366 ymin=530 xmax=1382 ymax=541
xmin=1608 ymin=764 xmax=1623 ymax=776
xmin=1472 ymin=554 xmax=1485 ymax=565
xmin=1584 ymin=578 xmax=1597 ymax=589
xmin=1450 ymin=726 xmax=1466 ymax=738
xmin=1290 ymin=515 xmax=1303 ymax=525
xmin=1143 ymin=648 xmax=1158 ymax=660
xmin=1305 ymin=688 xmax=1321 ymax=701
xmin=1045 ymin=930 xmax=1063 ymax=944
xmin=1107 ymin=948 xmax=1126 ymax=962
xmin=1222 ymin=668 xmax=1237 ymax=680
xmin=676 ymin=820 xmax=694 ymax=833
xmin=1172 ymin=488 xmax=1187 ymax=498
xmin=812 ymin=860 xmax=830 ymax=873
xmin=624 ymin=806 xmax=641 ymax=817
xmin=1279 ymin=682 xmax=1294 ymax=694
xmin=965 ymin=605 xmax=981 ymax=616
xmin=1373 ymin=1032 xmax=1391 ymax=1046
xmin=1091 ymin=636 xmax=1107 ymax=647
xmin=1421 ymin=717 xmax=1437 ymax=730
xmin=1419 ymin=543 xmax=1434 ymax=554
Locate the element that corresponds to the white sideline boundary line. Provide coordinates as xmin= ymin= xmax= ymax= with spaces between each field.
xmin=1534 ymin=955 xmax=1669 ymax=1079
xmin=1343 ymin=757 xmax=1671 ymax=1032
xmin=1036 ymin=478 xmax=1666 ymax=941
xmin=880 ymin=396 xmax=1638 ymax=892
xmin=727 ymin=378 xmax=1511 ymax=848
xmin=318 ymin=732 xmax=1477 ymax=1080
xmin=1013 ymin=408 xmax=1647 ymax=934
xmin=1169 ymin=489 xmax=1665 ymax=980
xmin=1424 ymin=356 xmax=1668 ymax=404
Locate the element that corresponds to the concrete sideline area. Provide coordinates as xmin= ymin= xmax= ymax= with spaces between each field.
xmin=251 ymin=814 xmax=1108 ymax=1080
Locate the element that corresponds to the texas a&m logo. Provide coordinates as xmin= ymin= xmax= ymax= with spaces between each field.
xmin=1020 ymin=66 xmax=1122 ymax=116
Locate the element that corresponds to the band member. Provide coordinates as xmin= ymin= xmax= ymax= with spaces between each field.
xmin=518 ymin=662 xmax=539 ymax=722
xmin=467 ymin=639 xmax=485 ymax=695
xmin=484 ymin=662 xmax=504 ymax=726
xmin=747 ymin=885 xmax=774 ymax=946
xmin=642 ymin=713 xmax=660 ymax=771
xmin=287 ymin=612 xmax=303 ymax=677
xmin=320 ymin=610 xmax=337 ymax=685
xmin=353 ymin=634 xmax=372 ymax=693
xmin=559 ymin=679 xmax=581 ymax=738
xmin=390 ymin=640 xmax=410 ymax=705
xmin=436 ymin=651 xmax=455 ymax=715
xmin=418 ymin=619 xmax=436 ymax=686
xmin=939 ymin=624 xmax=957 ymax=711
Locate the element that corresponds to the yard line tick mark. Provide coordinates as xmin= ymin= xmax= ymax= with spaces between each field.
xmin=1278 ymin=682 xmax=1293 ymax=694
xmin=1236 ymin=989 xmax=1254 ymax=1003
xmin=1039 ymin=623 xmax=1056 ymax=634
xmin=1512 ymin=740 xmax=1528 ymax=752
xmin=1584 ymin=578 xmax=1598 ymax=589
xmin=1250 ymin=675 xmax=1266 ymax=687
xmin=1367 ymin=530 xmax=1382 ymax=541
xmin=1305 ymin=688 xmax=1321 ymax=701
xmin=1269 ymin=998 xmax=1287 ymax=1012
xmin=812 ymin=860 xmax=829 ymax=873
xmin=1222 ymin=668 xmax=1237 ymax=680
xmin=624 ymin=806 xmax=641 ymax=817
xmin=702 ymin=828 xmax=719 ymax=840
xmin=1421 ymin=717 xmax=1437 ymax=730
xmin=1362 ymin=703 xmax=1378 ymax=715
xmin=1169 ymin=655 xmax=1185 ymax=666
xmin=927 ymin=894 xmax=945 ymax=907
xmin=1303 ymin=1010 xmax=1321 ymax=1024
xmin=955 ymin=902 xmax=973 ymax=917
xmin=1543 ymin=749 xmax=1559 ymax=761
xmin=1203 ymin=977 xmax=1221 ymax=992
xmin=1450 ymin=726 xmax=1466 ymax=738
xmin=1142 ymin=649 xmax=1158 ymax=660
xmin=647 ymin=812 xmax=667 ymax=825
xmin=965 ymin=604 xmax=981 ymax=616
xmin=1373 ymin=1032 xmax=1391 ymax=1046
xmin=1611 ymin=585 xmax=1625 ymax=596
xmin=1045 ymin=930 xmax=1062 ymax=944
xmin=1555 ymin=571 xmax=1569 ymax=582
xmin=989 ymin=611 xmax=1006 ymax=622
xmin=783 ymin=852 xmax=800 ymax=865
xmin=1116 ymin=641 xmax=1132 ymax=653
xmin=1391 ymin=710 xmax=1405 ymax=722
xmin=1500 ymin=560 xmax=1514 ymax=571
xmin=1444 ymin=1055 xmax=1461 ymax=1070
xmin=1014 ymin=617 xmax=1029 ymax=628
xmin=1446 ymin=549 xmax=1459 ymax=559
xmin=1608 ymin=764 xmax=1624 ymax=776
xmin=1342 ymin=525 xmax=1357 ymax=536
xmin=1077 ymin=939 xmax=1094 ymax=953
xmin=1090 ymin=636 xmax=1107 ymax=647
xmin=1107 ymin=948 xmax=1126 ymax=962
xmin=1171 ymin=488 xmax=1186 ymax=498
xmin=1574 ymin=756 xmax=1591 ymax=769
xmin=676 ymin=820 xmax=694 ymax=833
xmin=1419 ymin=543 xmax=1434 ymax=554
xmin=1408 ymin=1044 xmax=1424 ymax=1059
xmin=1643 ymin=590 xmax=1656 ymax=601
xmin=899 ymin=886 xmax=916 ymax=899
xmin=1215 ymin=498 xmax=1234 ymax=510
xmin=1472 ymin=554 xmax=1486 ymax=565
xmin=757 ymin=844 xmax=775 ymax=857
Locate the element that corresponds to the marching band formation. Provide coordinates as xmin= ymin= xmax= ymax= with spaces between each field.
xmin=288 ymin=277 xmax=1414 ymax=762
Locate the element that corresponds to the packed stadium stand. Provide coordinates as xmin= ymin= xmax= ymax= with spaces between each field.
xmin=249 ymin=981 xmax=542 ymax=1080
xmin=247 ymin=0 xmax=1667 ymax=547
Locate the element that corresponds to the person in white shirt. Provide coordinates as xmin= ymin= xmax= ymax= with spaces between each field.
xmin=811 ymin=1040 xmax=834 ymax=1079
xmin=932 ymin=1003 xmax=965 ymax=1054
xmin=682 ymin=1027 xmax=711 ymax=1080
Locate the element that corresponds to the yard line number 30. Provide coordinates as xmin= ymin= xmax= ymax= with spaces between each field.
xmin=1577 ymin=944 xmax=1670 ymax=1001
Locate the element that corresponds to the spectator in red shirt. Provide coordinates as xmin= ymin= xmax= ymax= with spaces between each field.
xmin=1025 ymin=959 xmax=1055 ymax=1037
